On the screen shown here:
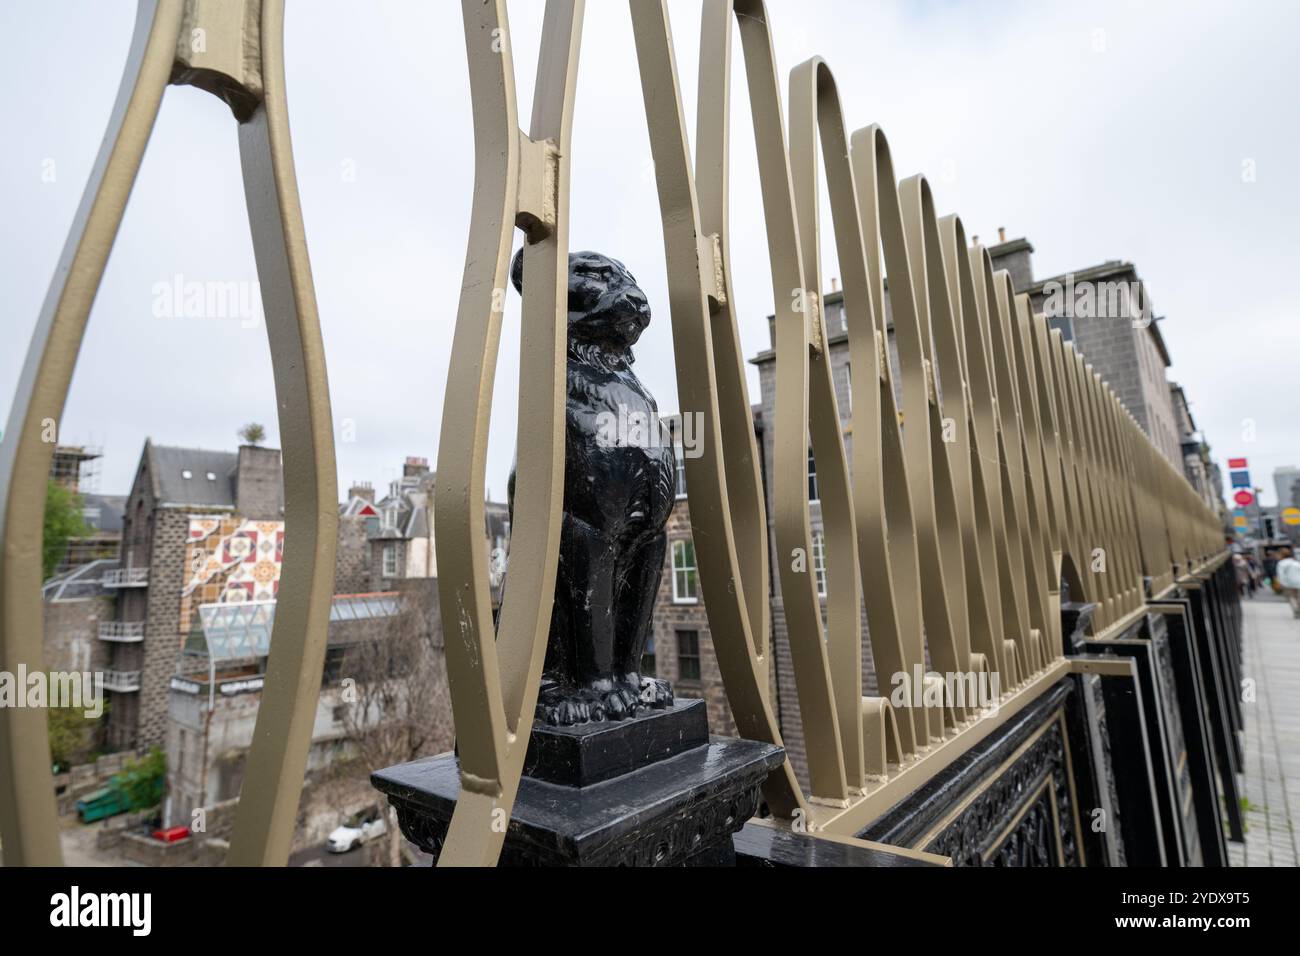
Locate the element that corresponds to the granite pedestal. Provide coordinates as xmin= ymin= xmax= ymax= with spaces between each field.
xmin=371 ymin=698 xmax=784 ymax=866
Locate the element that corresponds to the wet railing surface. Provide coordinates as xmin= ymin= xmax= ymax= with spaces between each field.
xmin=0 ymin=0 xmax=1223 ymax=866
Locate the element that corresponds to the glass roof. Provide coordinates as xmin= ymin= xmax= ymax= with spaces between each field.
xmin=194 ymin=593 xmax=402 ymax=662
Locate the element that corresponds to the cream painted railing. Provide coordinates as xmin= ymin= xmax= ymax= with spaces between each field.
xmin=0 ymin=0 xmax=1224 ymax=867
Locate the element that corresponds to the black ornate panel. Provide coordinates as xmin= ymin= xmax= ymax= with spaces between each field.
xmin=861 ymin=680 xmax=1086 ymax=867
xmin=924 ymin=716 xmax=1078 ymax=866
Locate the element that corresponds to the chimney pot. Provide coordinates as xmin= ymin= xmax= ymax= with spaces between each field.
xmin=998 ymin=226 xmax=1006 ymax=243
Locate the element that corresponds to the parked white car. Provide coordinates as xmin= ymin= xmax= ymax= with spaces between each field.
xmin=326 ymin=808 xmax=387 ymax=853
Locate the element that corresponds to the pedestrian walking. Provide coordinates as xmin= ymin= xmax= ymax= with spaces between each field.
xmin=1234 ymin=552 xmax=1252 ymax=598
xmin=1276 ymin=547 xmax=1300 ymax=618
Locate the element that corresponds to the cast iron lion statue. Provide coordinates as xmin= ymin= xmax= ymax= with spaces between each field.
xmin=507 ymin=248 xmax=676 ymax=726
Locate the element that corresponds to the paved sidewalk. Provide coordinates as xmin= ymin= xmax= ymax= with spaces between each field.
xmin=1228 ymin=590 xmax=1299 ymax=867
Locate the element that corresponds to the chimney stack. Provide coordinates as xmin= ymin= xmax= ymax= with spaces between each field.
xmin=404 ymin=456 xmax=430 ymax=478
xmin=235 ymin=444 xmax=285 ymax=519
xmin=349 ymin=481 xmax=375 ymax=504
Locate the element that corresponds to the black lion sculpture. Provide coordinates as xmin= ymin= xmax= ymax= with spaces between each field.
xmin=507 ymin=249 xmax=676 ymax=726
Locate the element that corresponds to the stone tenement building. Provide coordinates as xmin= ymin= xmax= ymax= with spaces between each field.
xmin=1169 ymin=383 xmax=1228 ymax=520
xmin=647 ymin=433 xmax=738 ymax=737
xmin=41 ymin=439 xmax=374 ymax=752
xmin=340 ymin=456 xmax=510 ymax=593
xmin=1010 ymin=246 xmax=1183 ymax=469
xmin=98 ymin=441 xmax=291 ymax=750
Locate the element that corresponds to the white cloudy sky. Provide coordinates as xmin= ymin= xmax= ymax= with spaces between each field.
xmin=3 ymin=0 xmax=1299 ymax=506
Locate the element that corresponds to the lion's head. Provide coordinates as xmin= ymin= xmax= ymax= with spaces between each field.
xmin=510 ymin=249 xmax=651 ymax=352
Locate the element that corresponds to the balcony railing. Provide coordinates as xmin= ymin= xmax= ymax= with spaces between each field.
xmin=101 ymin=567 xmax=149 ymax=588
xmin=98 ymin=621 xmax=145 ymax=642
xmin=102 ymin=670 xmax=142 ymax=693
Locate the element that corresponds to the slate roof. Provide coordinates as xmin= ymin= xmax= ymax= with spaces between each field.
xmin=148 ymin=443 xmax=239 ymax=508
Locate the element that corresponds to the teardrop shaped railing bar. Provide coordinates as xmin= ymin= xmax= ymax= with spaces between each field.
xmin=1025 ymin=301 xmax=1069 ymax=649
xmin=226 ymin=0 xmax=341 ymax=866
xmin=1004 ymin=283 xmax=1053 ymax=672
xmin=897 ymin=176 xmax=974 ymax=725
xmin=1075 ymin=363 xmax=1121 ymax=621
xmin=1097 ymin=379 xmax=1143 ymax=613
xmin=988 ymin=270 xmax=1042 ymax=672
xmin=1045 ymin=327 xmax=1093 ymax=611
xmin=970 ymin=246 xmax=1030 ymax=681
xmin=434 ymin=0 xmax=582 ymax=868
xmin=434 ymin=0 xmax=518 ymax=805
xmin=850 ymin=126 xmax=928 ymax=752
xmin=699 ymin=0 xmax=847 ymax=803
xmin=628 ymin=0 xmax=801 ymax=816
xmin=789 ymin=57 xmax=867 ymax=790
xmin=1071 ymin=349 xmax=1117 ymax=625
xmin=938 ymin=217 xmax=1007 ymax=681
xmin=1074 ymin=357 xmax=1120 ymax=625
xmin=1097 ymin=373 xmax=1140 ymax=612
xmin=0 ymin=0 xmax=184 ymax=867
xmin=1020 ymin=300 xmax=1067 ymax=656
xmin=1004 ymin=290 xmax=1056 ymax=665
xmin=962 ymin=243 xmax=1019 ymax=680
xmin=689 ymin=5 xmax=771 ymax=675
xmin=1083 ymin=366 xmax=1121 ymax=607
xmin=1056 ymin=344 xmax=1103 ymax=620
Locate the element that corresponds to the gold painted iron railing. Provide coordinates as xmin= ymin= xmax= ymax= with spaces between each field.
xmin=0 ymin=0 xmax=1224 ymax=867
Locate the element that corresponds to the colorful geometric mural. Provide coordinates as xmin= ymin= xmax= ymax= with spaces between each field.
xmin=180 ymin=516 xmax=285 ymax=633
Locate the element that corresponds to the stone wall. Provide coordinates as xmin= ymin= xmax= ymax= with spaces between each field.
xmin=137 ymin=508 xmax=190 ymax=750
xmin=234 ymin=444 xmax=284 ymax=519
xmin=43 ymin=594 xmax=112 ymax=676
xmin=335 ymin=514 xmax=373 ymax=593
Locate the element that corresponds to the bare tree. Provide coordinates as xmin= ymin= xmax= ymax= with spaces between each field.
xmin=334 ymin=585 xmax=453 ymax=865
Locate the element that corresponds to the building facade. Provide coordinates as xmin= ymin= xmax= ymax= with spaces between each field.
xmin=649 ymin=456 xmax=738 ymax=737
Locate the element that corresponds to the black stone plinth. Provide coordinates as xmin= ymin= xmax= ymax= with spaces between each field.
xmin=522 ymin=697 xmax=708 ymax=787
xmin=372 ymin=699 xmax=784 ymax=866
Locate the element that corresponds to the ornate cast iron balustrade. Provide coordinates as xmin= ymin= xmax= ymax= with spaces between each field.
xmin=0 ymin=0 xmax=1225 ymax=867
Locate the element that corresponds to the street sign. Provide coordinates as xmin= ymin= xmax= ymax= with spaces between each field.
xmin=1230 ymin=470 xmax=1251 ymax=488
xmin=1234 ymin=516 xmax=1249 ymax=528
xmin=1284 ymin=507 xmax=1300 ymax=526
xmin=1229 ymin=457 xmax=1248 ymax=469
xmin=1234 ymin=489 xmax=1255 ymax=506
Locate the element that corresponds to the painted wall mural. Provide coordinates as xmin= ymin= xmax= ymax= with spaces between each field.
xmin=180 ymin=516 xmax=285 ymax=633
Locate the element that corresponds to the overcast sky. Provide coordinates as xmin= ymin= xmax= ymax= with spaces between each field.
xmin=3 ymin=0 xmax=1299 ymax=507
